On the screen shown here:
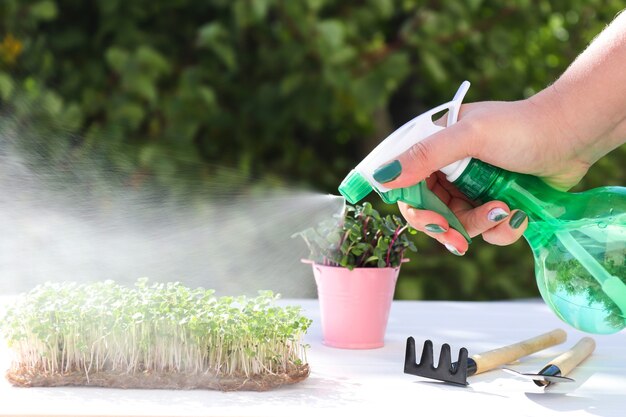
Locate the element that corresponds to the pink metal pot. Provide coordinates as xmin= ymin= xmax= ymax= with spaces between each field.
xmin=304 ymin=260 xmax=402 ymax=349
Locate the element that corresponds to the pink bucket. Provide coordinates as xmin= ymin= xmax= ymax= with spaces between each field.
xmin=307 ymin=262 xmax=400 ymax=349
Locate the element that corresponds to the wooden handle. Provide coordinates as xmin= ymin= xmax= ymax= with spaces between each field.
xmin=471 ymin=329 xmax=567 ymax=375
xmin=547 ymin=337 xmax=596 ymax=376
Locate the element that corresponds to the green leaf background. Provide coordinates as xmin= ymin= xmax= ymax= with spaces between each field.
xmin=0 ymin=0 xmax=624 ymax=300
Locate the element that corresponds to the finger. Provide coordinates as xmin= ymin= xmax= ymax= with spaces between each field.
xmin=398 ymin=203 xmax=469 ymax=256
xmin=426 ymin=174 xmax=460 ymax=206
xmin=453 ymin=201 xmax=512 ymax=238
xmin=438 ymin=229 xmax=470 ymax=256
xmin=431 ymin=181 xmax=452 ymax=205
xmin=398 ymin=202 xmax=449 ymax=233
xmin=482 ymin=210 xmax=528 ymax=246
xmin=372 ymin=120 xmax=476 ymax=189
xmin=435 ymin=171 xmax=473 ymax=201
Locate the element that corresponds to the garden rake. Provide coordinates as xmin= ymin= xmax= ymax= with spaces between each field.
xmin=404 ymin=329 xmax=567 ymax=386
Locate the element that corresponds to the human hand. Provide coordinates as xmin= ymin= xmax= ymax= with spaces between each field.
xmin=396 ymin=173 xmax=528 ymax=256
xmin=373 ymin=11 xmax=626 ymax=255
xmin=376 ymin=94 xmax=618 ymax=254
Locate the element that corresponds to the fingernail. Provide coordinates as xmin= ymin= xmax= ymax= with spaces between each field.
xmin=373 ymin=160 xmax=402 ymax=183
xmin=425 ymin=224 xmax=447 ymax=233
xmin=487 ymin=208 xmax=509 ymax=222
xmin=509 ymin=210 xmax=528 ymax=229
xmin=444 ymin=243 xmax=464 ymax=256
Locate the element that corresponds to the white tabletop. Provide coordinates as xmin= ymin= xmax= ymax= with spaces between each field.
xmin=1 ymin=298 xmax=624 ymax=417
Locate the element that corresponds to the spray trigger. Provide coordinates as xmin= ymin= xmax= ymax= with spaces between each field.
xmin=378 ymin=181 xmax=471 ymax=243
xmin=338 ymin=81 xmax=474 ymax=244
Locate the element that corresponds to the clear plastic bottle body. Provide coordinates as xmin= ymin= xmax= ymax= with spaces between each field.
xmin=454 ymin=160 xmax=626 ymax=334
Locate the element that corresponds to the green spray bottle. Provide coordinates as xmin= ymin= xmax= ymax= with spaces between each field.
xmin=339 ymin=81 xmax=626 ymax=334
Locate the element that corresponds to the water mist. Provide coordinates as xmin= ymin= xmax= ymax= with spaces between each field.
xmin=0 ymin=111 xmax=345 ymax=297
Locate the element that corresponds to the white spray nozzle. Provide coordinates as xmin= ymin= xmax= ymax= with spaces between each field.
xmin=338 ymin=81 xmax=475 ymax=243
xmin=349 ymin=81 xmax=473 ymax=191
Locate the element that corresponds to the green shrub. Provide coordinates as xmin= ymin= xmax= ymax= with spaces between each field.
xmin=1 ymin=0 xmax=624 ymax=300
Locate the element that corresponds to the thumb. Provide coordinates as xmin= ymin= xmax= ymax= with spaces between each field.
xmin=372 ymin=121 xmax=474 ymax=189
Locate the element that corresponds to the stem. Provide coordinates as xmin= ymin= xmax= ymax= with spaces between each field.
xmin=338 ymin=230 xmax=350 ymax=248
xmin=356 ymin=248 xmax=371 ymax=267
xmin=362 ymin=215 xmax=370 ymax=239
xmin=386 ymin=225 xmax=407 ymax=267
xmin=371 ymin=230 xmax=382 ymax=249
xmin=356 ymin=215 xmax=372 ymax=267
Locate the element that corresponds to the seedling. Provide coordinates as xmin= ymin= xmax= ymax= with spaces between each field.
xmin=294 ymin=202 xmax=417 ymax=269
xmin=1 ymin=279 xmax=312 ymax=391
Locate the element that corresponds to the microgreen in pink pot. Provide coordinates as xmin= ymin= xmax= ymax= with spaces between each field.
xmin=294 ymin=203 xmax=417 ymax=349
xmin=294 ymin=202 xmax=417 ymax=270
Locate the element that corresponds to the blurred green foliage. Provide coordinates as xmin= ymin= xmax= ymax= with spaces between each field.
xmin=0 ymin=0 xmax=624 ymax=300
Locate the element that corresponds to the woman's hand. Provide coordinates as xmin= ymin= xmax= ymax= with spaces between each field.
xmin=375 ymin=97 xmax=587 ymax=255
xmin=374 ymin=11 xmax=626 ymax=254
xmin=396 ymin=173 xmax=528 ymax=256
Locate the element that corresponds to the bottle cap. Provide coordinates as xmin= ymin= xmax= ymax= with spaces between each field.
xmin=339 ymin=170 xmax=373 ymax=204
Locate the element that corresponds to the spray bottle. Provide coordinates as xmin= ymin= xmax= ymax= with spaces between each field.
xmin=338 ymin=81 xmax=626 ymax=334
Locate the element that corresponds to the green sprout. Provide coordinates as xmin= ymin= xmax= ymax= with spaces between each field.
xmin=294 ymin=202 xmax=417 ymax=269
xmin=1 ymin=279 xmax=311 ymax=390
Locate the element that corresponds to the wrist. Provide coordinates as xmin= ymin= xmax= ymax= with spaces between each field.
xmin=537 ymin=11 xmax=626 ymax=163
xmin=531 ymin=83 xmax=621 ymax=167
xmin=523 ymin=86 xmax=578 ymax=154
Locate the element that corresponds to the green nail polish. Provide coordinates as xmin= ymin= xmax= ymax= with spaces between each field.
xmin=373 ymin=160 xmax=402 ymax=183
xmin=487 ymin=208 xmax=509 ymax=222
xmin=509 ymin=210 xmax=528 ymax=229
xmin=425 ymin=224 xmax=446 ymax=233
xmin=444 ymin=243 xmax=463 ymax=256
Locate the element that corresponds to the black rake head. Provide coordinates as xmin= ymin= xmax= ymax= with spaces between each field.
xmin=404 ymin=337 xmax=469 ymax=386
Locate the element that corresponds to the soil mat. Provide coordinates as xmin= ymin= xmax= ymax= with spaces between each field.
xmin=6 ymin=363 xmax=310 ymax=391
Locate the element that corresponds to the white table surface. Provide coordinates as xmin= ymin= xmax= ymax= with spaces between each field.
xmin=1 ymin=298 xmax=625 ymax=417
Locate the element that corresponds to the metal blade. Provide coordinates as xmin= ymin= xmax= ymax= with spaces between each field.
xmin=502 ymin=368 xmax=575 ymax=386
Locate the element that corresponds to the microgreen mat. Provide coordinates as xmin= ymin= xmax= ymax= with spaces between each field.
xmin=1 ymin=279 xmax=311 ymax=390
